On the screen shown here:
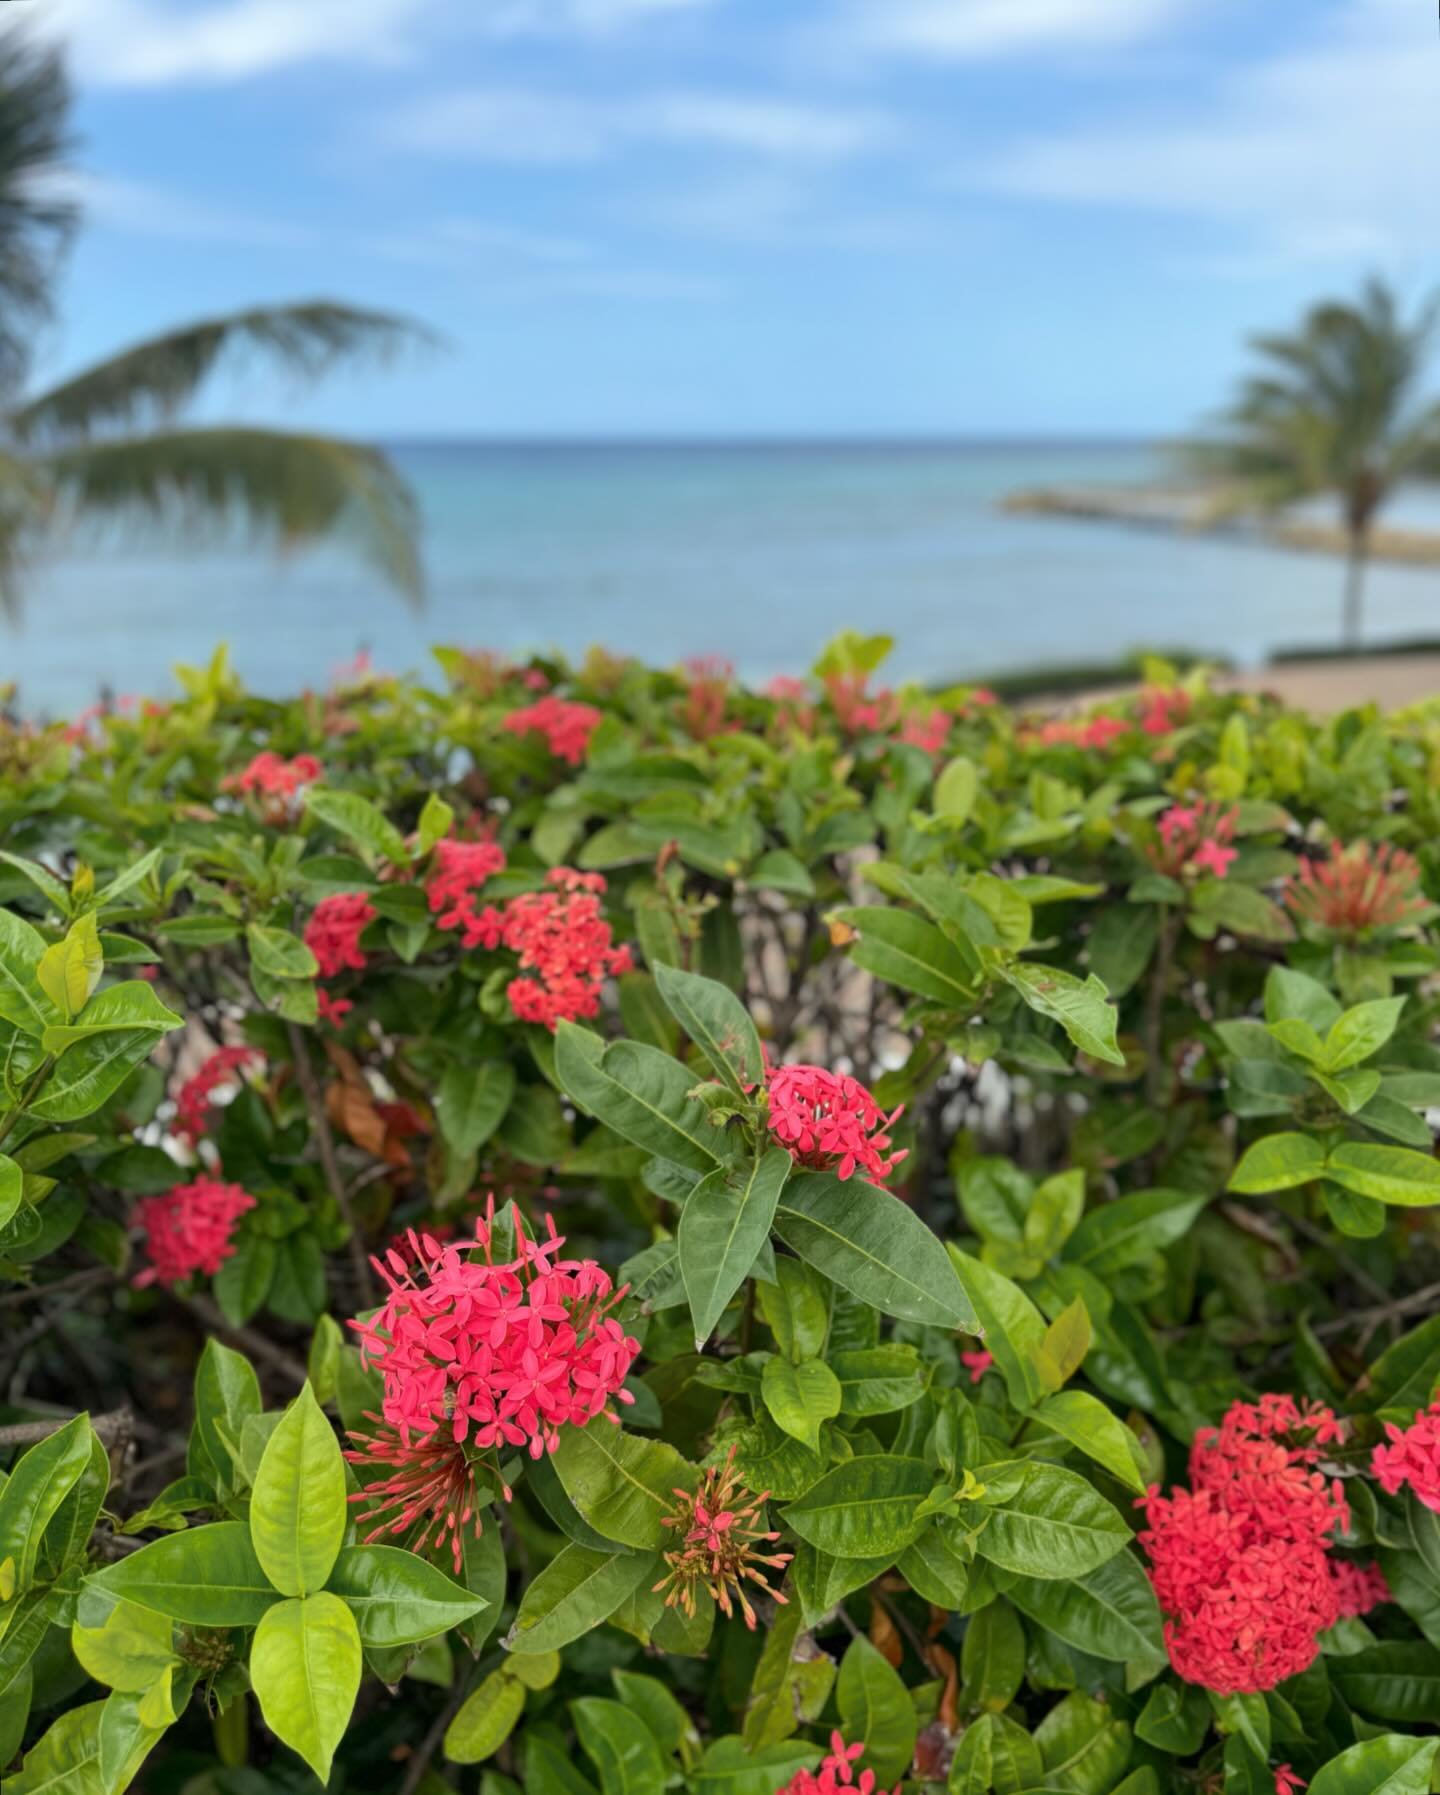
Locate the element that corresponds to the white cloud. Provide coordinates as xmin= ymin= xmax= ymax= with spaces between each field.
xmin=40 ymin=0 xmax=432 ymax=85
xmin=845 ymin=0 xmax=1193 ymax=59
xmin=971 ymin=0 xmax=1438 ymax=262
xmin=387 ymin=87 xmax=887 ymax=163
xmin=485 ymin=0 xmax=717 ymax=29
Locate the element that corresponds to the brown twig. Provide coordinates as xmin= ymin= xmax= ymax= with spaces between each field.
xmin=286 ymin=1021 xmax=377 ymax=1304
xmin=175 ymin=1293 xmax=308 ymax=1386
xmin=0 ymin=1405 xmax=132 ymax=1447
xmin=397 ymin=1665 xmax=478 ymax=1795
xmin=1314 ymin=1280 xmax=1440 ymax=1343
xmin=0 ymin=1266 xmax=115 ymax=1311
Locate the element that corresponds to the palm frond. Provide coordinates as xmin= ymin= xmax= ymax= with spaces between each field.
xmin=37 ymin=427 xmax=423 ymax=607
xmin=11 ymin=302 xmax=435 ymax=444
xmin=0 ymin=447 xmax=54 ymax=619
xmin=0 ymin=31 xmax=76 ymax=398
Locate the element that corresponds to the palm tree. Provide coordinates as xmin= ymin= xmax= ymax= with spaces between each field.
xmin=1196 ymin=279 xmax=1440 ymax=648
xmin=0 ymin=34 xmax=427 ymax=617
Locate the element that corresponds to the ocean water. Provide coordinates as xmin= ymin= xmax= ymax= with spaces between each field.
xmin=7 ymin=440 xmax=1440 ymax=715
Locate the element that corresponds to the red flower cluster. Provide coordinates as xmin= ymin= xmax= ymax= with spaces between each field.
xmin=1149 ymin=803 xmax=1239 ymax=881
xmin=426 ymin=837 xmax=509 ymax=946
xmin=825 ymin=674 xmax=899 ymax=736
xmin=349 ymin=1204 xmax=640 ymax=1462
xmin=1030 ymin=715 xmax=1129 ymax=751
xmin=132 ymin=1177 xmax=256 ymax=1288
xmin=765 ymin=1063 xmax=907 ymax=1184
xmin=502 ymin=695 xmax=602 ymax=765
xmin=682 ymin=656 xmax=735 ymax=740
xmin=1139 ymin=1396 xmax=1384 ymax=1694
xmin=344 ymin=1417 xmax=490 ymax=1573
xmin=779 ymin=1733 xmax=898 ymax=1795
xmin=304 ymin=892 xmax=377 ymax=978
xmin=899 ymin=709 xmax=950 ymax=754
xmin=222 ymin=751 xmax=322 ymax=815
xmin=654 ymin=1445 xmax=792 ymax=1628
xmin=1274 ymin=1769 xmax=1306 ymax=1795
xmin=766 ymin=675 xmax=817 ymax=734
xmin=467 ymin=868 xmax=633 ymax=1029
xmin=1139 ymin=686 xmax=1190 ymax=735
xmin=1285 ymin=841 xmax=1426 ymax=939
xmin=173 ymin=1045 xmax=264 ymax=1145
xmin=1373 ymin=1399 xmax=1440 ymax=1512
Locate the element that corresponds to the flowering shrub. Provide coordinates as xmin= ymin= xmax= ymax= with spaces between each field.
xmin=4 ymin=635 xmax=1440 ymax=1793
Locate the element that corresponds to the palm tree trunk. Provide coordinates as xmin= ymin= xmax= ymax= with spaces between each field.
xmin=1343 ymin=527 xmax=1369 ymax=649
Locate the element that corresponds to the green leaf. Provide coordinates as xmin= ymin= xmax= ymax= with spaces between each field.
xmin=245 ymin=923 xmax=319 ymax=983
xmin=572 ymin=1696 xmax=669 ymax=1794
xmin=948 ymin=1711 xmax=1043 ymax=1795
xmin=505 ymin=1544 xmax=657 ymax=1654
xmin=653 ymin=961 xmax=764 ymax=1095
xmin=555 ymin=1022 xmax=727 ymax=1175
xmin=782 ymin=1455 xmax=933 ymax=1558
xmin=36 ymin=914 xmax=103 ymax=1021
xmin=679 ymin=1148 xmax=790 ymax=1348
xmin=827 ymin=1345 xmax=926 ymax=1417
xmin=437 ymin=1060 xmax=516 ymax=1157
xmin=1034 ymin=1689 xmax=1133 ymax=1792
xmin=446 ymin=1668 xmax=527 ymax=1764
xmin=326 ymin=1543 xmax=491 ymax=1646
xmin=1266 ymin=965 xmax=1342 ymax=1031
xmin=1006 ymin=1551 xmax=1165 ymax=1668
xmin=5 ymin=1701 xmax=157 ymax=1795
xmin=86 ymin=1522 xmax=279 ymax=1626
xmin=949 ymin=1249 xmax=1049 ymax=1409
xmin=974 ymin=1462 xmax=1131 ymax=1579
xmin=71 ymin=1600 xmax=179 ymax=1692
xmin=305 ymin=786 xmax=409 ymax=865
xmin=0 ymin=1414 xmax=95 ymax=1593
xmin=761 ymin=1358 xmax=842 ymax=1453
xmin=755 ymin=1256 xmax=829 ymax=1362
xmin=550 ymin=1423 xmax=697 ymax=1550
xmin=192 ymin=1339 xmax=261 ymax=1493
xmin=1323 ymin=997 xmax=1406 ymax=1073
xmin=250 ymin=1591 xmax=361 ymax=1784
xmin=1064 ymin=1189 xmax=1207 ymax=1277
xmin=1309 ymin=1735 xmax=1440 ymax=1795
xmin=774 ymin=1171 xmax=976 ymax=1330
xmin=1325 ymin=1142 xmax=1440 ymax=1207
xmin=1025 ymin=1168 xmax=1086 ymax=1260
xmin=934 ymin=755 xmax=979 ymax=823
xmin=836 ymin=1636 xmax=917 ymax=1785
xmin=0 ymin=908 xmax=52 ymax=1037
xmin=1000 ymin=962 xmax=1125 ymax=1065
xmin=961 ymin=1601 xmax=1026 ymax=1712
xmin=28 ymin=1028 xmax=162 ymax=1122
xmin=249 ymin=1383 xmax=346 ymax=1597
xmin=39 ymin=981 xmax=182 ymax=1054
xmin=1228 ymin=1132 xmax=1327 ymax=1194
xmin=1032 ymin=1391 xmax=1148 ymax=1493
xmin=1329 ymin=1643 xmax=1440 ymax=1722
xmin=1135 ymin=1679 xmax=1211 ymax=1754
xmin=833 ymin=906 xmax=976 ymax=1006
xmin=749 ymin=850 xmax=816 ymax=898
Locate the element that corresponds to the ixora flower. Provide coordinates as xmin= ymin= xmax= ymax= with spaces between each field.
xmin=765 ymin=1063 xmax=907 ymax=1184
xmin=1148 ymin=802 xmax=1239 ymax=881
xmin=1138 ymin=686 xmax=1190 ymax=736
xmin=304 ymin=891 xmax=377 ymax=978
xmin=1139 ymin=1396 xmax=1385 ymax=1694
xmin=654 ymin=1446 xmax=792 ymax=1629
xmin=425 ymin=836 xmax=508 ymax=946
xmin=344 ymin=1417 xmax=490 ymax=1574
xmin=222 ymin=750 xmax=322 ymax=815
xmin=348 ymin=1201 xmax=639 ymax=1460
xmin=779 ymin=1732 xmax=899 ymax=1795
xmin=681 ymin=655 xmax=735 ymax=740
xmin=467 ymin=868 xmax=633 ymax=1029
xmin=173 ymin=1045 xmax=264 ymax=1145
xmin=1274 ymin=1768 xmax=1307 ymax=1795
xmin=502 ymin=694 xmax=602 ymax=765
xmin=132 ymin=1177 xmax=256 ymax=1288
xmin=961 ymin=1347 xmax=993 ymax=1385
xmin=1372 ymin=1399 xmax=1440 ymax=1512
xmin=1285 ymin=841 xmax=1427 ymax=939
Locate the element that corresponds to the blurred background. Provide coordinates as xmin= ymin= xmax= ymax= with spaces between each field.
xmin=3 ymin=0 xmax=1439 ymax=712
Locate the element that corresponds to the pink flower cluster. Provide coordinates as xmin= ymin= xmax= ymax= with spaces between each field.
xmin=766 ymin=1063 xmax=907 ymax=1184
xmin=349 ymin=1204 xmax=640 ymax=1462
xmin=466 ymin=868 xmax=633 ymax=1029
xmin=173 ymin=1045 xmax=264 ymax=1145
xmin=425 ymin=837 xmax=509 ymax=946
xmin=1030 ymin=714 xmax=1130 ymax=752
xmin=133 ymin=1177 xmax=256 ymax=1288
xmin=1274 ymin=1770 xmax=1306 ymax=1795
xmin=899 ymin=709 xmax=950 ymax=754
xmin=223 ymin=751 xmax=322 ymax=815
xmin=961 ymin=1348 xmax=993 ymax=1385
xmin=1139 ymin=1395 xmax=1386 ymax=1694
xmin=305 ymin=892 xmax=377 ymax=978
xmin=1149 ymin=802 xmax=1239 ymax=880
xmin=502 ymin=695 xmax=602 ymax=765
xmin=1139 ymin=686 xmax=1190 ymax=735
xmin=779 ymin=1733 xmax=898 ymax=1795
xmin=1373 ymin=1399 xmax=1440 ymax=1512
xmin=682 ymin=656 xmax=735 ymax=740
xmin=1286 ymin=841 xmax=1426 ymax=939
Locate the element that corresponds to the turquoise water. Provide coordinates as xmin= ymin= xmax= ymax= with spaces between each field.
xmin=7 ymin=440 xmax=1440 ymax=713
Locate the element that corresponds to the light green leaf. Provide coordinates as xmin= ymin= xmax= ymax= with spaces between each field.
xmin=1000 ymin=963 xmax=1125 ymax=1066
xmin=1228 ymin=1132 xmax=1327 ymax=1194
xmin=84 ymin=1523 xmax=278 ymax=1627
xmin=39 ymin=981 xmax=182 ymax=1054
xmin=1065 ymin=1189 xmax=1207 ymax=1277
xmin=934 ymin=755 xmax=979 ymax=824
xmin=36 ymin=914 xmax=103 ymax=1021
xmin=1310 ymin=1735 xmax=1440 ymax=1795
xmin=1032 ymin=1391 xmax=1148 ymax=1493
xmin=326 ymin=1543 xmax=491 ymax=1646
xmin=305 ymin=787 xmax=409 ymax=866
xmin=761 ymin=1358 xmax=842 ymax=1453
xmin=833 ymin=906 xmax=976 ymax=1007
xmin=249 ymin=1383 xmax=346 ymax=1597
xmin=1325 ymin=1142 xmax=1440 ymax=1207
xmin=949 ymin=1249 xmax=1048 ymax=1409
xmin=446 ymin=1668 xmax=526 ymax=1764
xmin=250 ymin=1591 xmax=361 ymax=1784
xmin=0 ymin=1414 xmax=95 ymax=1593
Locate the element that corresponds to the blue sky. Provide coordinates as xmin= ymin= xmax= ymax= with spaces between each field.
xmin=21 ymin=0 xmax=1440 ymax=436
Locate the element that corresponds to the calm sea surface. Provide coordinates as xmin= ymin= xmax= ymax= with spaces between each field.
xmin=7 ymin=440 xmax=1440 ymax=714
